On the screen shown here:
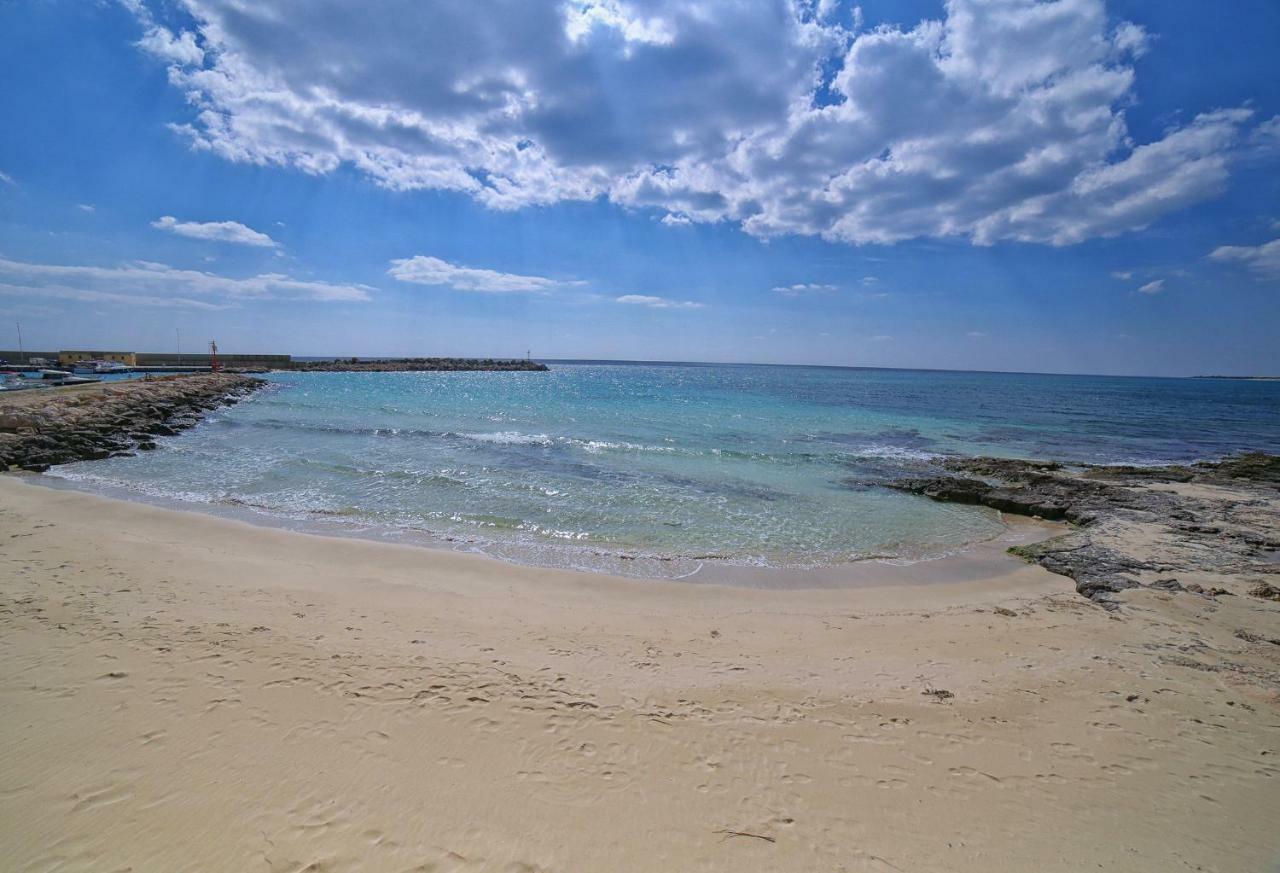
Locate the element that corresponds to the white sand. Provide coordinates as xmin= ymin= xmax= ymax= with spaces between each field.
xmin=1 ymin=475 xmax=1277 ymax=872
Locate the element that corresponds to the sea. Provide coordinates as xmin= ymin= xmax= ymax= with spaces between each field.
xmin=46 ymin=362 xmax=1280 ymax=578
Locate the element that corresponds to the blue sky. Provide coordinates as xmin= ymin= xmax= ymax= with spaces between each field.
xmin=0 ymin=0 xmax=1277 ymax=376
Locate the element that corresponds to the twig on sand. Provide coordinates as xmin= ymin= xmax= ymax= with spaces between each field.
xmin=715 ymin=829 xmax=776 ymax=844
xmin=921 ymin=679 xmax=954 ymax=702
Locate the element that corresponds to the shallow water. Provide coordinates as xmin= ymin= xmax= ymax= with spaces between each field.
xmin=48 ymin=363 xmax=1280 ymax=577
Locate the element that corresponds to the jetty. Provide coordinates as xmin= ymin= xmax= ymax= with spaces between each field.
xmin=0 ymin=373 xmax=264 ymax=471
xmin=0 ymin=349 xmax=549 ymax=374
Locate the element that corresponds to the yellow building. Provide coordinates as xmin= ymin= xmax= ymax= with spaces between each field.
xmin=58 ymin=350 xmax=138 ymax=367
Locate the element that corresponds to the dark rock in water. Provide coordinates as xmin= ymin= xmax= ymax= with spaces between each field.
xmin=882 ymin=452 xmax=1279 ymax=609
xmin=1198 ymin=452 xmax=1280 ymax=485
xmin=945 ymin=457 xmax=1062 ymax=477
xmin=1081 ymin=464 xmax=1195 ymax=484
xmin=891 ymin=475 xmax=1080 ymax=521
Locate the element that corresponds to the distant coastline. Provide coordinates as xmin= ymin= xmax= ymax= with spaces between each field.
xmin=1193 ymin=374 xmax=1280 ymax=381
xmin=285 ymin=357 xmax=548 ymax=373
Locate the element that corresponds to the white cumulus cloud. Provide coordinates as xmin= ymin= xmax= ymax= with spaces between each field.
xmin=137 ymin=25 xmax=205 ymax=66
xmin=127 ymin=0 xmax=1275 ymax=247
xmin=1210 ymin=238 xmax=1280 ymax=280
xmin=615 ymin=294 xmax=705 ymax=309
xmin=774 ymin=283 xmax=838 ymax=297
xmin=153 ymin=215 xmax=279 ymax=247
xmin=0 ymin=255 xmax=372 ymax=304
xmin=388 ymin=256 xmax=570 ymax=293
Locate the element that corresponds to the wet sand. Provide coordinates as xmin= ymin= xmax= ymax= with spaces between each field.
xmin=1 ymin=475 xmax=1277 ymax=871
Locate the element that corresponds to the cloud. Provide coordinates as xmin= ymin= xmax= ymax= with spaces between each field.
xmin=563 ymin=0 xmax=675 ymax=47
xmin=388 ymin=255 xmax=569 ymax=293
xmin=0 ymin=282 xmax=229 ymax=311
xmin=615 ymin=294 xmax=705 ymax=309
xmin=1136 ymin=279 xmax=1165 ymax=294
xmin=1209 ymin=238 xmax=1280 ymax=280
xmin=126 ymin=0 xmax=1274 ymax=248
xmin=0 ymin=255 xmax=372 ymax=303
xmin=153 ymin=215 xmax=279 ymax=247
xmin=136 ymin=26 xmax=205 ymax=65
xmin=773 ymin=283 xmax=838 ymax=297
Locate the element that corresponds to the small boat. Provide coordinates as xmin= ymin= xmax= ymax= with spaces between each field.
xmin=0 ymin=373 xmax=100 ymax=391
xmin=72 ymin=360 xmax=130 ymax=374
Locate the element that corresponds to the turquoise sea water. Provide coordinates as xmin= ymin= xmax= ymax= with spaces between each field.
xmin=49 ymin=363 xmax=1280 ymax=577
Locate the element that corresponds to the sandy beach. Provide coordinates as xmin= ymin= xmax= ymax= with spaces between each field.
xmin=2 ymin=474 xmax=1278 ymax=872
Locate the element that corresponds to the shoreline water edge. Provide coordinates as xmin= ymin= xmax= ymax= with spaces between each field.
xmin=2 ymin=371 xmax=1278 ymax=602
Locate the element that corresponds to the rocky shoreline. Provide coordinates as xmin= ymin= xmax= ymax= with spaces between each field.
xmin=886 ymin=453 xmax=1280 ymax=608
xmin=0 ymin=373 xmax=264 ymax=472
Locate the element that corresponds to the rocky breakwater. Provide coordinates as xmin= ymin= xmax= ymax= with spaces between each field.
xmin=0 ymin=374 xmax=264 ymax=472
xmin=884 ymin=453 xmax=1280 ymax=609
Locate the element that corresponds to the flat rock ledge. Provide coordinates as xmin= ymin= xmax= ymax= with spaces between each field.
xmin=885 ymin=453 xmax=1280 ymax=609
xmin=0 ymin=374 xmax=265 ymax=472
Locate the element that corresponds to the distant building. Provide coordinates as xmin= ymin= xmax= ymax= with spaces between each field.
xmin=4 ymin=349 xmax=292 ymax=370
xmin=58 ymin=350 xmax=138 ymax=366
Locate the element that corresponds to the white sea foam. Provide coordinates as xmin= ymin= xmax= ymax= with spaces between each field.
xmin=849 ymin=445 xmax=941 ymax=462
xmin=572 ymin=438 xmax=677 ymax=455
xmin=457 ymin=431 xmax=553 ymax=446
xmin=47 ymin=467 xmax=221 ymax=506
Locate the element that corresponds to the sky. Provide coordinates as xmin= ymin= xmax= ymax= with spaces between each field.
xmin=0 ymin=0 xmax=1278 ymax=376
